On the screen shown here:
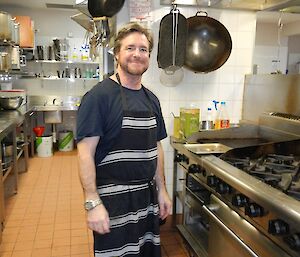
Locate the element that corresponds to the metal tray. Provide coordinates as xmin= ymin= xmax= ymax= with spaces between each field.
xmin=184 ymin=143 xmax=232 ymax=154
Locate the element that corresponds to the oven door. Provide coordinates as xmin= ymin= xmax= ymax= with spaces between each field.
xmin=205 ymin=195 xmax=292 ymax=257
xmin=178 ymin=174 xmax=210 ymax=257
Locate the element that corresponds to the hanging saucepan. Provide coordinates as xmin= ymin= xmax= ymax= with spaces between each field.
xmin=184 ymin=11 xmax=232 ymax=73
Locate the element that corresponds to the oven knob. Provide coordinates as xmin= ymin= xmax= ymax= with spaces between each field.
xmin=268 ymin=219 xmax=289 ymax=235
xmin=216 ymin=181 xmax=232 ymax=194
xmin=232 ymin=194 xmax=248 ymax=207
xmin=207 ymin=176 xmax=219 ymax=187
xmin=174 ymin=154 xmax=189 ymax=164
xmin=188 ymin=164 xmax=201 ymax=173
xmin=284 ymin=233 xmax=300 ymax=251
xmin=245 ymin=203 xmax=264 ymax=217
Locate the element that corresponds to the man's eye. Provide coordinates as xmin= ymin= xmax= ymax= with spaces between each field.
xmin=127 ymin=47 xmax=134 ymax=51
xmin=140 ymin=48 xmax=148 ymax=53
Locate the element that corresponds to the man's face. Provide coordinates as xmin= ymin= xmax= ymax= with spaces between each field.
xmin=116 ymin=32 xmax=150 ymax=76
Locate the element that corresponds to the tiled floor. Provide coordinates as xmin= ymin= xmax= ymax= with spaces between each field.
xmin=0 ymin=150 xmax=188 ymax=257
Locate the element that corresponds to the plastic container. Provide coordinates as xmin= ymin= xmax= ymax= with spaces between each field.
xmin=215 ymin=101 xmax=230 ymax=129
xmin=202 ymin=107 xmax=214 ymax=130
xmin=58 ymin=131 xmax=74 ymax=152
xmin=173 ymin=116 xmax=180 ymax=138
xmin=36 ymin=136 xmax=53 ymax=157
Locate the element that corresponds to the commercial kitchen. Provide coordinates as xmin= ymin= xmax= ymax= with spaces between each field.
xmin=1 ymin=0 xmax=300 ymax=257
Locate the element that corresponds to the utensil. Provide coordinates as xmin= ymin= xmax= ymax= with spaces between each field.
xmin=33 ymin=126 xmax=45 ymax=137
xmin=0 ymin=96 xmax=23 ymax=110
xmin=87 ymin=0 xmax=125 ymax=18
xmin=157 ymin=5 xmax=187 ymax=70
xmin=184 ymin=11 xmax=232 ymax=73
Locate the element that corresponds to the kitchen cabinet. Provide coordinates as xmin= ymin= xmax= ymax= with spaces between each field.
xmin=15 ymin=16 xmax=34 ymax=48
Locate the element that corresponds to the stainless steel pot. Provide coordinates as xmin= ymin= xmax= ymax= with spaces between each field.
xmin=0 ymin=51 xmax=11 ymax=72
xmin=0 ymin=11 xmax=12 ymax=41
xmin=11 ymin=22 xmax=20 ymax=45
xmin=0 ymin=96 xmax=23 ymax=110
xmin=184 ymin=11 xmax=232 ymax=73
xmin=2 ymin=144 xmax=13 ymax=157
xmin=11 ymin=46 xmax=20 ymax=70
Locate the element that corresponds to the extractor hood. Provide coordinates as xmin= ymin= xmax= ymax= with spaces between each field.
xmin=160 ymin=0 xmax=300 ymax=13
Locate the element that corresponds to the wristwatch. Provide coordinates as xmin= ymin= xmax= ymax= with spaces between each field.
xmin=84 ymin=199 xmax=102 ymax=211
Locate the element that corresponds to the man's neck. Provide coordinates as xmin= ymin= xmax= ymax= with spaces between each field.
xmin=116 ymin=69 xmax=142 ymax=90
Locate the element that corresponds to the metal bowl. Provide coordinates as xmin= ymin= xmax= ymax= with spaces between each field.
xmin=0 ymin=96 xmax=23 ymax=110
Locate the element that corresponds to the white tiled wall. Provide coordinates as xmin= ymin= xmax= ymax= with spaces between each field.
xmin=9 ymin=2 xmax=257 ymax=208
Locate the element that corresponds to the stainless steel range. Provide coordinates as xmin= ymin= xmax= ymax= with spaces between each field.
xmin=171 ymin=113 xmax=300 ymax=257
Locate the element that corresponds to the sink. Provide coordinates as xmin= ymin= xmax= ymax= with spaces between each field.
xmin=184 ymin=143 xmax=232 ymax=155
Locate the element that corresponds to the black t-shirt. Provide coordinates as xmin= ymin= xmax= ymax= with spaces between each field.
xmin=77 ymin=78 xmax=167 ymax=164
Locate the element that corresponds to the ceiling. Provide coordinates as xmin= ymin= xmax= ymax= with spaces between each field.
xmin=1 ymin=0 xmax=300 ymax=24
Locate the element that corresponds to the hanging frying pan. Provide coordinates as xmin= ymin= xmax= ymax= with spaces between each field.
xmin=88 ymin=0 xmax=125 ymax=18
xmin=88 ymin=0 xmax=124 ymax=47
xmin=184 ymin=11 xmax=232 ymax=73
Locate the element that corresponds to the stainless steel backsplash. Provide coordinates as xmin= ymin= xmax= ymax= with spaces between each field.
xmin=242 ymin=74 xmax=300 ymax=123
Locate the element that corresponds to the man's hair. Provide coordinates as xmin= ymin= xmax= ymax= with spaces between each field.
xmin=113 ymin=22 xmax=153 ymax=56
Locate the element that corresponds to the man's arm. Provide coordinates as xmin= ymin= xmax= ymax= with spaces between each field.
xmin=155 ymin=141 xmax=172 ymax=220
xmin=77 ymin=136 xmax=110 ymax=234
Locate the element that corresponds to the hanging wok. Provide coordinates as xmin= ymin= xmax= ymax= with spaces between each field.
xmin=184 ymin=11 xmax=232 ymax=73
xmin=88 ymin=0 xmax=125 ymax=18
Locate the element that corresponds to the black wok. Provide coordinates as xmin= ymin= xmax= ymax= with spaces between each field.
xmin=88 ymin=0 xmax=125 ymax=17
xmin=184 ymin=11 xmax=232 ymax=73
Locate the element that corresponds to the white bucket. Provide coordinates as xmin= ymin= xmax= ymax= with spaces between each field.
xmin=58 ymin=131 xmax=74 ymax=152
xmin=36 ymin=136 xmax=53 ymax=157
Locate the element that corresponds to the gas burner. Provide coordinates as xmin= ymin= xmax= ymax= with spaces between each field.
xmin=265 ymin=154 xmax=296 ymax=166
xmin=221 ymin=157 xmax=252 ymax=171
xmin=222 ymin=153 xmax=300 ymax=200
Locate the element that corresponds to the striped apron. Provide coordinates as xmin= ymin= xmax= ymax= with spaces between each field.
xmin=94 ymin=74 xmax=161 ymax=257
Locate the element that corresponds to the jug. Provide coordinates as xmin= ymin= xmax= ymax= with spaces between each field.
xmin=179 ymin=107 xmax=200 ymax=139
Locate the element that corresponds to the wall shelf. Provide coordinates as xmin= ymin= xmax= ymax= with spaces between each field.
xmin=34 ymin=60 xmax=99 ymax=65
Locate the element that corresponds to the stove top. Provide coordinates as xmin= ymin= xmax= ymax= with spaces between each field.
xmin=222 ymin=153 xmax=300 ymax=200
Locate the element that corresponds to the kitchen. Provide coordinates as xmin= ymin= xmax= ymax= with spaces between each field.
xmin=0 ymin=0 xmax=300 ymax=257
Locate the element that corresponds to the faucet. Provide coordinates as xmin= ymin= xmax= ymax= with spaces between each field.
xmin=53 ymin=98 xmax=63 ymax=106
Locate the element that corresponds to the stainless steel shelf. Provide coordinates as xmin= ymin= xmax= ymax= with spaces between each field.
xmin=34 ymin=60 xmax=99 ymax=65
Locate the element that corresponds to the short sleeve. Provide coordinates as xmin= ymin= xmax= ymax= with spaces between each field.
xmin=76 ymin=91 xmax=105 ymax=142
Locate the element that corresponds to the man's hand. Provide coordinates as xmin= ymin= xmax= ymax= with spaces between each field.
xmin=157 ymin=188 xmax=172 ymax=220
xmin=87 ymin=204 xmax=110 ymax=234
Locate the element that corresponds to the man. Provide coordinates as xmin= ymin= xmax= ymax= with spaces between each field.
xmin=77 ymin=22 xmax=172 ymax=257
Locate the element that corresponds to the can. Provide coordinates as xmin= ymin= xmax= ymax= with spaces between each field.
xmin=58 ymin=131 xmax=74 ymax=152
xmin=36 ymin=136 xmax=53 ymax=157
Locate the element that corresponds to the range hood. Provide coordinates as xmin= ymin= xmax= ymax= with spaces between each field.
xmin=160 ymin=0 xmax=300 ymax=13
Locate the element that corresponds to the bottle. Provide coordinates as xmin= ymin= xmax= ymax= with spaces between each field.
xmin=217 ymin=101 xmax=230 ymax=129
xmin=205 ymin=107 xmax=214 ymax=129
xmin=213 ymin=100 xmax=220 ymax=129
xmin=72 ymin=47 xmax=78 ymax=61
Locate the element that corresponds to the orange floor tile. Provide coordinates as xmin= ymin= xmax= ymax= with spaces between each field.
xmin=0 ymin=150 xmax=188 ymax=257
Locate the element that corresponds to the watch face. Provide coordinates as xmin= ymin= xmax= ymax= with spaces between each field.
xmin=84 ymin=201 xmax=94 ymax=210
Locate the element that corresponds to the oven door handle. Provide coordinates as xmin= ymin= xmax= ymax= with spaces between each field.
xmin=203 ymin=204 xmax=259 ymax=257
